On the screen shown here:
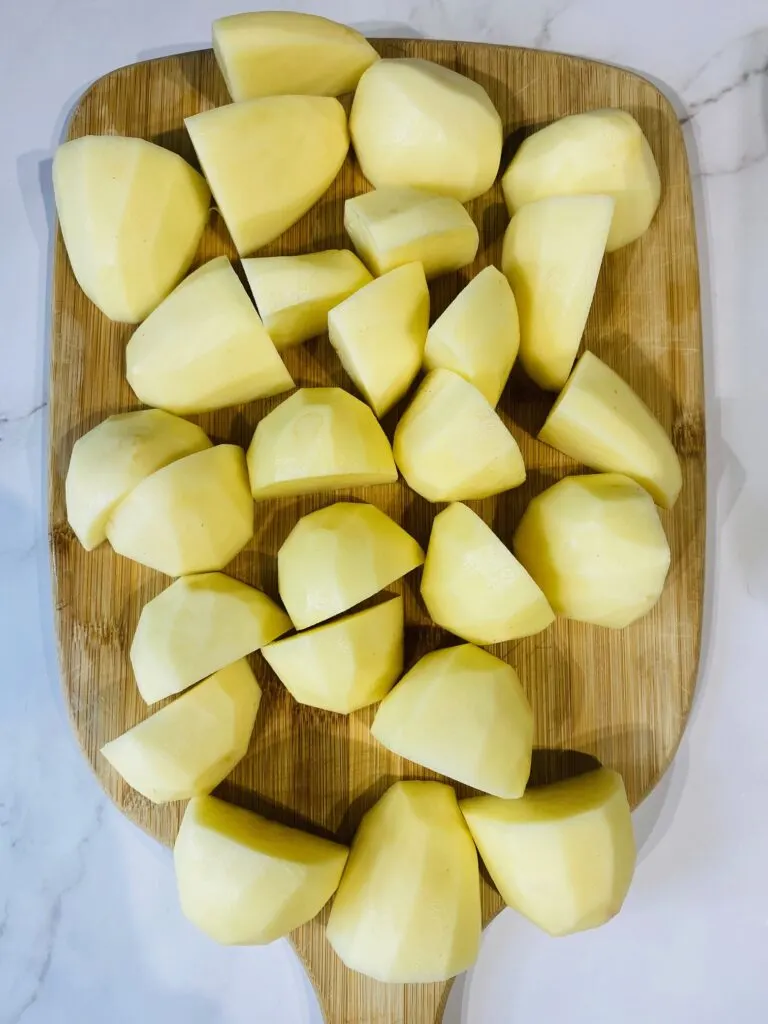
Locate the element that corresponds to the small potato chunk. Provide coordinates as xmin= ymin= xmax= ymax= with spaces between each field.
xmin=186 ymin=96 xmax=348 ymax=255
xmin=100 ymin=660 xmax=261 ymax=803
xmin=246 ymin=388 xmax=397 ymax=499
xmin=262 ymin=596 xmax=403 ymax=714
xmin=424 ymin=266 xmax=519 ymax=405
xmin=106 ymin=445 xmax=253 ymax=577
xmin=344 ymin=188 xmax=478 ymax=278
xmin=393 ymin=369 xmax=526 ymax=502
xmin=175 ymin=796 xmax=348 ymax=945
xmin=126 ymin=256 xmax=292 ymax=414
xmin=242 ymin=250 xmax=372 ymax=350
xmin=461 ymin=768 xmax=636 ymax=936
xmin=328 ymin=262 xmax=429 ymax=417
xmin=513 ymin=473 xmax=671 ymax=628
xmin=372 ymin=644 xmax=533 ymax=799
xmin=350 ymin=58 xmax=502 ymax=202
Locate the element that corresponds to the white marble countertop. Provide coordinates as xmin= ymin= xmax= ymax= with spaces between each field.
xmin=2 ymin=1 xmax=767 ymax=1021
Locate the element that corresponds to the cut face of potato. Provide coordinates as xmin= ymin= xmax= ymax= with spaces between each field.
xmin=65 ymin=409 xmax=211 ymax=551
xmin=186 ymin=96 xmax=348 ymax=255
xmin=371 ymin=644 xmax=533 ymax=798
xmin=125 ymin=256 xmax=293 ymax=414
xmin=101 ymin=660 xmax=261 ymax=803
xmin=131 ymin=573 xmax=291 ymax=705
xmin=350 ymin=58 xmax=502 ymax=202
xmin=421 ymin=503 xmax=554 ymax=645
xmin=242 ymin=250 xmax=372 ymax=350
xmin=53 ymin=135 xmax=210 ymax=323
xmin=539 ymin=351 xmax=682 ymax=508
xmin=175 ymin=795 xmax=348 ymax=945
xmin=278 ymin=502 xmax=424 ymax=629
xmin=502 ymin=194 xmax=614 ymax=391
xmin=424 ymin=266 xmax=519 ymax=405
xmin=393 ymin=369 xmax=526 ymax=502
xmin=262 ymin=596 xmax=403 ymax=714
xmin=513 ymin=473 xmax=671 ymax=628
xmin=106 ymin=445 xmax=253 ymax=577
xmin=461 ymin=768 xmax=636 ymax=936
xmin=246 ymin=388 xmax=397 ymax=499
xmin=328 ymin=262 xmax=429 ymax=417
xmin=344 ymin=188 xmax=479 ymax=278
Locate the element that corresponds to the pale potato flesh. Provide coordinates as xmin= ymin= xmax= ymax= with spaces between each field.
xmin=326 ymin=781 xmax=480 ymax=982
xmin=101 ymin=660 xmax=261 ymax=803
xmin=278 ymin=502 xmax=424 ymax=629
xmin=175 ymin=795 xmax=348 ymax=945
xmin=126 ymin=256 xmax=293 ymax=414
xmin=246 ymin=388 xmax=397 ymax=499
xmin=106 ymin=445 xmax=253 ymax=577
xmin=513 ymin=473 xmax=671 ymax=628
xmin=371 ymin=644 xmax=533 ymax=798
xmin=131 ymin=573 xmax=292 ymax=705
xmin=461 ymin=768 xmax=636 ymax=936
xmin=262 ymin=596 xmax=403 ymax=714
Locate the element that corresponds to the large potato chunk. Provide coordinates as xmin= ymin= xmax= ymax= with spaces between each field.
xmin=186 ymin=96 xmax=348 ymax=255
xmin=278 ymin=502 xmax=424 ymax=629
xmin=246 ymin=388 xmax=397 ymax=499
xmin=513 ymin=473 xmax=671 ymax=628
xmin=53 ymin=136 xmax=210 ymax=322
xmin=126 ymin=256 xmax=292 ymax=414
xmin=131 ymin=573 xmax=291 ymax=704
xmin=106 ymin=445 xmax=253 ymax=577
xmin=393 ymin=369 xmax=526 ymax=501
xmin=326 ymin=781 xmax=480 ymax=982
xmin=262 ymin=596 xmax=403 ymax=714
xmin=350 ymin=59 xmax=502 ymax=202
xmin=65 ymin=409 xmax=211 ymax=551
xmin=372 ymin=644 xmax=533 ymax=798
xmin=175 ymin=796 xmax=348 ymax=944
xmin=502 ymin=195 xmax=614 ymax=391
xmin=461 ymin=768 xmax=636 ymax=936
xmin=101 ymin=660 xmax=261 ymax=803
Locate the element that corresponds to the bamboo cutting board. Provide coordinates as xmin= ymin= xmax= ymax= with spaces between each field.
xmin=49 ymin=38 xmax=705 ymax=1024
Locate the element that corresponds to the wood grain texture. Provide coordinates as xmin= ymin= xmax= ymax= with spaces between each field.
xmin=49 ymin=39 xmax=705 ymax=1024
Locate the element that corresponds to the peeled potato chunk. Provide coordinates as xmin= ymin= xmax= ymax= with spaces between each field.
xmin=106 ymin=445 xmax=253 ymax=577
xmin=424 ymin=266 xmax=519 ymax=405
xmin=131 ymin=573 xmax=291 ymax=704
xmin=350 ymin=58 xmax=502 ymax=202
xmin=461 ymin=768 xmax=636 ymax=936
xmin=513 ymin=473 xmax=671 ymax=628
xmin=344 ymin=187 xmax=479 ymax=278
xmin=502 ymin=194 xmax=614 ymax=391
xmin=539 ymin=351 xmax=682 ymax=508
xmin=393 ymin=369 xmax=526 ymax=502
xmin=246 ymin=388 xmax=397 ymax=499
xmin=65 ymin=409 xmax=211 ymax=551
xmin=242 ymin=250 xmax=372 ymax=350
xmin=101 ymin=660 xmax=261 ymax=803
xmin=421 ymin=503 xmax=554 ymax=645
xmin=175 ymin=795 xmax=348 ymax=945
xmin=263 ymin=596 xmax=403 ymax=714
xmin=372 ymin=644 xmax=533 ymax=798
xmin=53 ymin=135 xmax=210 ymax=322
xmin=502 ymin=108 xmax=661 ymax=251
xmin=213 ymin=11 xmax=379 ymax=101
xmin=326 ymin=781 xmax=480 ymax=982
xmin=328 ymin=262 xmax=429 ymax=417
xmin=278 ymin=502 xmax=424 ymax=629
xmin=126 ymin=256 xmax=292 ymax=414
xmin=186 ymin=96 xmax=348 ymax=255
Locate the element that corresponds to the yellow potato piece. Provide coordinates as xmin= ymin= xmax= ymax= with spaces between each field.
xmin=461 ymin=768 xmax=636 ymax=936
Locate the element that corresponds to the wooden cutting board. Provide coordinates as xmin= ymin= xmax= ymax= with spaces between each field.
xmin=49 ymin=38 xmax=704 ymax=1024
